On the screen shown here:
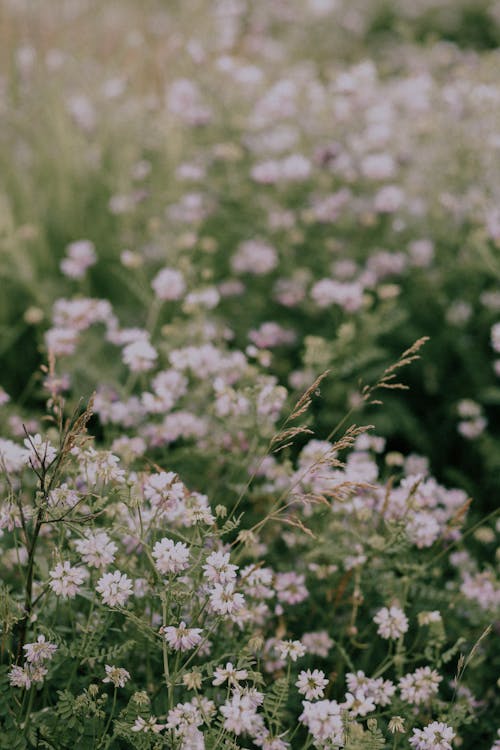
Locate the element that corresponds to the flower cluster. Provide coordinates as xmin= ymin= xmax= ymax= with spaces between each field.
xmin=0 ymin=0 xmax=499 ymax=747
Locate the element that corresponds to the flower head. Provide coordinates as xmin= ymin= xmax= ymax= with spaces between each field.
xmin=373 ymin=606 xmax=409 ymax=639
xmin=152 ymin=538 xmax=190 ymax=575
xmin=96 ymin=570 xmax=133 ymax=607
xmin=49 ymin=561 xmax=87 ymax=599
xmin=23 ymin=635 xmax=58 ymax=664
xmin=103 ymin=664 xmax=131 ymax=688
xmin=296 ymin=669 xmax=328 ymax=700
xmin=410 ymin=721 xmax=455 ymax=750
xmin=163 ymin=621 xmax=203 ymax=652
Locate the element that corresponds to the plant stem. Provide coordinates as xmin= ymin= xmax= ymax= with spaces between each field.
xmin=99 ymin=687 xmax=117 ymax=748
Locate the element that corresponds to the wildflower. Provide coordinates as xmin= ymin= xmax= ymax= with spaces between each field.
xmin=459 ymin=417 xmax=488 ymax=439
xmin=96 ymin=570 xmax=133 ymax=607
xmin=388 ymin=716 xmax=405 ymax=733
xmin=342 ymin=689 xmax=376 ymax=716
xmin=183 ymin=670 xmax=203 ymax=690
xmin=143 ymin=471 xmax=185 ymax=509
xmin=241 ymin=565 xmax=274 ymax=599
xmin=49 ymin=561 xmax=87 ymax=599
xmin=79 ymin=447 xmax=125 ymax=485
xmin=209 ymin=583 xmax=245 ymax=616
xmin=0 ymin=438 xmax=29 ymax=473
xmin=23 ymin=433 xmax=57 ymax=469
xmin=122 ymin=339 xmax=157 ymax=372
xmin=399 ymin=666 xmax=442 ymax=705
xmin=152 ymin=538 xmax=190 ymax=575
xmin=276 ymin=640 xmax=306 ymax=662
xmin=409 ymin=721 xmax=455 ymax=750
xmin=418 ymin=611 xmax=442 ymax=626
xmin=231 ymin=240 xmax=278 ymax=275
xmin=374 ymin=184 xmax=404 ymax=213
xmin=275 ymin=572 xmax=308 ymax=605
xmin=407 ymin=511 xmax=441 ymax=548
xmin=311 ymin=279 xmax=364 ymax=312
xmin=167 ymin=78 xmax=211 ymax=125
xmin=202 ymin=550 xmax=238 ymax=584
xmin=131 ymin=716 xmax=165 ymax=733
xmin=8 ymin=665 xmax=31 ymax=689
xmin=301 ymin=631 xmax=333 ymax=658
xmin=460 ymin=571 xmax=500 ymax=610
xmin=254 ymin=731 xmax=290 ymax=750
xmin=60 ymin=240 xmax=96 ymax=279
xmin=75 ymin=530 xmax=117 ymax=568
xmin=345 ymin=671 xmax=395 ymax=707
xmin=373 ymin=606 xmax=409 ymax=639
xmin=23 ymin=635 xmax=58 ymax=664
xmin=163 ymin=622 xmax=203 ymax=651
xmin=296 ymin=669 xmax=328 ymax=700
xmin=184 ymin=492 xmax=215 ymax=526
xmin=299 ymin=699 xmax=344 ymax=745
xmin=167 ymin=696 xmax=215 ymax=733
xmin=213 ymin=663 xmax=248 ymax=687
xmin=103 ymin=665 xmax=131 ymax=688
xmin=9 ymin=664 xmax=47 ymax=689
xmin=220 ymin=691 xmax=261 ymax=735
xmin=151 ymin=267 xmax=186 ymax=301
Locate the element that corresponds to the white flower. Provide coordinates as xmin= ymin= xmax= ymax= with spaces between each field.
xmin=45 ymin=327 xmax=79 ymax=356
xmin=23 ymin=433 xmax=57 ymax=469
xmin=60 ymin=240 xmax=96 ymax=279
xmin=151 ymin=267 xmax=186 ymax=301
xmin=0 ymin=438 xmax=29 ymax=473
xmin=418 ymin=610 xmax=442 ymax=626
xmin=220 ymin=692 xmax=261 ymax=736
xmin=202 ymin=550 xmax=238 ymax=584
xmin=342 ymin=689 xmax=376 ymax=717
xmin=75 ymin=530 xmax=117 ymax=568
xmin=103 ymin=664 xmax=131 ymax=688
xmin=373 ymin=606 xmax=409 ymax=639
xmin=299 ymin=699 xmax=344 ymax=745
xmin=212 ymin=662 xmax=248 ymax=687
xmin=209 ymin=583 xmax=245 ymax=616
xmin=296 ymin=669 xmax=328 ymax=700
xmin=163 ymin=621 xmax=203 ymax=651
xmin=301 ymin=631 xmax=333 ymax=658
xmin=23 ymin=635 xmax=58 ymax=664
xmin=49 ymin=561 xmax=87 ymax=599
xmin=276 ymin=640 xmax=306 ymax=662
xmin=143 ymin=471 xmax=185 ymax=508
xmin=388 ymin=716 xmax=405 ymax=734
xmin=345 ymin=671 xmax=395 ymax=707
xmin=399 ymin=666 xmax=442 ymax=705
xmin=407 ymin=511 xmax=440 ymax=548
xmin=9 ymin=664 xmax=47 ymax=689
xmin=152 ymin=538 xmax=190 ymax=575
xmin=409 ymin=721 xmax=455 ymax=750
xmin=231 ymin=240 xmax=278 ymax=275
xmin=122 ymin=339 xmax=157 ymax=372
xmin=131 ymin=716 xmax=165 ymax=733
xmin=96 ymin=570 xmax=133 ymax=607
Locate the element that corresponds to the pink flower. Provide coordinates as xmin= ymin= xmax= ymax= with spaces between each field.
xmin=162 ymin=621 xmax=202 ymax=651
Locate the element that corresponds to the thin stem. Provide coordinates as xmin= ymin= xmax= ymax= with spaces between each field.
xmin=99 ymin=687 xmax=117 ymax=748
xmin=162 ymin=598 xmax=173 ymax=711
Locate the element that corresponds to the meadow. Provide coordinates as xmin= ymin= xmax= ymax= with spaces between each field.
xmin=0 ymin=1 xmax=499 ymax=747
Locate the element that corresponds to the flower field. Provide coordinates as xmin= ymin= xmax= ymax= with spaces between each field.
xmin=0 ymin=1 xmax=499 ymax=748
